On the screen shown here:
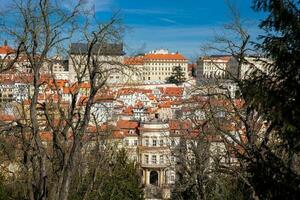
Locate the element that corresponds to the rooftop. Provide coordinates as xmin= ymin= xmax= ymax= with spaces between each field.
xmin=70 ymin=43 xmax=125 ymax=56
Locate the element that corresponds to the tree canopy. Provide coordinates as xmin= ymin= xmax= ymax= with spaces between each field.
xmin=166 ymin=65 xmax=186 ymax=85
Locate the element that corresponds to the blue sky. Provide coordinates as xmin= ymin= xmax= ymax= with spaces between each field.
xmin=0 ymin=0 xmax=265 ymax=60
xmin=93 ymin=0 xmax=265 ymax=59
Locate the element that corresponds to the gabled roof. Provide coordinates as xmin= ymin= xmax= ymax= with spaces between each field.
xmin=70 ymin=43 xmax=125 ymax=56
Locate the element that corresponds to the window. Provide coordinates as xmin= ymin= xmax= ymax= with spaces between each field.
xmin=160 ymin=140 xmax=164 ymax=146
xmin=145 ymin=155 xmax=149 ymax=164
xmin=145 ymin=139 xmax=149 ymax=146
xmin=153 ymin=139 xmax=157 ymax=147
xmin=171 ymin=175 xmax=175 ymax=182
xmin=160 ymin=155 xmax=164 ymax=164
xmin=171 ymin=155 xmax=175 ymax=163
xmin=134 ymin=140 xmax=138 ymax=146
xmin=125 ymin=140 xmax=129 ymax=146
xmin=152 ymin=155 xmax=157 ymax=164
xmin=171 ymin=140 xmax=176 ymax=147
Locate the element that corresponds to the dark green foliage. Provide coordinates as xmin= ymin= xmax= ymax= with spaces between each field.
xmin=0 ymin=177 xmax=8 ymax=200
xmin=205 ymin=175 xmax=251 ymax=200
xmin=249 ymin=0 xmax=300 ymax=153
xmin=166 ymin=65 xmax=186 ymax=85
xmin=98 ymin=149 xmax=143 ymax=200
xmin=191 ymin=65 xmax=197 ymax=77
xmin=69 ymin=149 xmax=143 ymax=200
xmin=239 ymin=0 xmax=300 ymax=199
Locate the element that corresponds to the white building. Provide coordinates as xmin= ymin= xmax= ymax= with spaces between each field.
xmin=198 ymin=55 xmax=231 ymax=79
xmin=126 ymin=49 xmax=189 ymax=84
xmin=68 ymin=43 xmax=126 ymax=84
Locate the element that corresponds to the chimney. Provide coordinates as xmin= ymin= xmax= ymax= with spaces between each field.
xmin=4 ymin=40 xmax=7 ymax=46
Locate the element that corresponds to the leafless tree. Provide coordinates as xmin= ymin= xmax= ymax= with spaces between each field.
xmin=0 ymin=0 xmax=129 ymax=200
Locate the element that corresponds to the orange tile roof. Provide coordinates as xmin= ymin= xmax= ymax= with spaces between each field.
xmin=0 ymin=114 xmax=15 ymax=122
xmin=122 ymin=106 xmax=133 ymax=115
xmin=116 ymin=120 xmax=139 ymax=129
xmin=0 ymin=45 xmax=15 ymax=54
xmin=163 ymin=87 xmax=184 ymax=97
xmin=134 ymin=101 xmax=144 ymax=108
xmin=117 ymin=88 xmax=152 ymax=96
xmin=144 ymin=53 xmax=187 ymax=60
xmin=124 ymin=57 xmax=144 ymax=65
xmin=86 ymin=124 xmax=108 ymax=133
xmin=158 ymin=101 xmax=172 ymax=108
xmin=169 ymin=120 xmax=192 ymax=130
xmin=112 ymin=130 xmax=128 ymax=139
xmin=147 ymin=93 xmax=156 ymax=101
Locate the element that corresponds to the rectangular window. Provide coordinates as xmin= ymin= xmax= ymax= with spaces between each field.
xmin=125 ymin=140 xmax=129 ymax=146
xmin=171 ymin=155 xmax=175 ymax=163
xmin=145 ymin=139 xmax=149 ymax=146
xmin=134 ymin=140 xmax=138 ymax=146
xmin=145 ymin=155 xmax=149 ymax=164
xmin=153 ymin=139 xmax=157 ymax=147
xmin=171 ymin=140 xmax=176 ymax=147
xmin=171 ymin=175 xmax=175 ymax=182
xmin=160 ymin=155 xmax=164 ymax=164
xmin=160 ymin=140 xmax=164 ymax=146
xmin=152 ymin=155 xmax=157 ymax=164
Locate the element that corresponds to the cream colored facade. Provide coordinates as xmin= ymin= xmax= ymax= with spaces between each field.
xmin=125 ymin=49 xmax=189 ymax=84
xmin=68 ymin=54 xmax=126 ymax=83
xmin=240 ymin=57 xmax=271 ymax=79
xmin=142 ymin=50 xmax=189 ymax=84
xmin=200 ymin=56 xmax=231 ymax=78
xmin=138 ymin=120 xmax=175 ymax=199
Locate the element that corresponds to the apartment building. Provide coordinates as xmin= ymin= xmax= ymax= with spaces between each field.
xmin=197 ymin=55 xmax=232 ymax=80
xmin=197 ymin=55 xmax=270 ymax=81
xmin=125 ymin=49 xmax=189 ymax=84
xmin=68 ymin=43 xmax=126 ymax=84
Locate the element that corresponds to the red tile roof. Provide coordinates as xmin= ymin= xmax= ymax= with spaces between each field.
xmin=169 ymin=120 xmax=192 ymax=130
xmin=144 ymin=53 xmax=187 ymax=61
xmin=162 ymin=87 xmax=184 ymax=97
xmin=124 ymin=57 xmax=144 ymax=65
xmin=0 ymin=114 xmax=15 ymax=122
xmin=116 ymin=120 xmax=139 ymax=129
xmin=0 ymin=45 xmax=15 ymax=54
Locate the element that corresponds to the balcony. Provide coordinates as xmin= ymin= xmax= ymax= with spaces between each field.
xmin=140 ymin=161 xmax=169 ymax=168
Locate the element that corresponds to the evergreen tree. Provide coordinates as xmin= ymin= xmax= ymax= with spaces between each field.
xmin=166 ymin=65 xmax=186 ymax=85
xmin=239 ymin=0 xmax=300 ymax=199
xmin=99 ymin=149 xmax=143 ymax=200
